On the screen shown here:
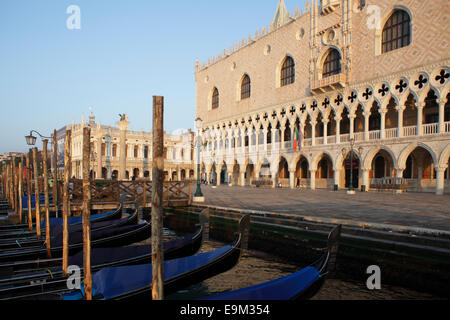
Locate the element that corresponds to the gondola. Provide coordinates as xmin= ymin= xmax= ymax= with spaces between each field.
xmin=0 ymin=209 xmax=135 ymax=252
xmin=0 ymin=219 xmax=199 ymax=278
xmin=60 ymin=215 xmax=248 ymax=301
xmin=14 ymin=214 xmax=249 ymax=301
xmin=0 ymin=218 xmax=151 ymax=264
xmin=0 ymin=226 xmax=204 ymax=300
xmin=203 ymin=224 xmax=342 ymax=301
xmin=0 ymin=204 xmax=122 ymax=233
xmin=21 ymin=194 xmax=52 ymax=210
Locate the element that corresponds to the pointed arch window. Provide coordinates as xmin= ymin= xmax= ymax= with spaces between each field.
xmin=281 ymin=56 xmax=295 ymax=87
xmin=212 ymin=87 xmax=219 ymax=109
xmin=382 ymin=9 xmax=411 ymax=54
xmin=322 ymin=49 xmax=341 ymax=78
xmin=241 ymin=75 xmax=251 ymax=100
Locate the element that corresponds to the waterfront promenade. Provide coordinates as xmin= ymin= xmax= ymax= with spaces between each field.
xmin=199 ymin=186 xmax=450 ymax=232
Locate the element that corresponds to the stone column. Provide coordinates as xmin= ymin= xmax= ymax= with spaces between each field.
xmin=417 ymin=103 xmax=424 ymax=136
xmin=116 ymin=116 xmax=130 ymax=180
xmin=363 ymin=112 xmax=370 ymax=141
xmin=323 ymin=120 xmax=329 ymax=145
xmin=309 ymin=170 xmax=316 ymax=190
xmin=361 ymin=169 xmax=370 ymax=192
xmin=397 ymin=106 xmax=405 ymax=138
xmin=380 ymin=109 xmax=386 ymax=140
xmin=216 ymin=167 xmax=221 ymax=186
xmin=271 ymin=170 xmax=278 ymax=189
xmin=395 ymin=168 xmax=403 ymax=178
xmin=240 ymin=170 xmax=246 ymax=187
xmin=349 ymin=115 xmax=355 ymax=139
xmin=438 ymin=98 xmax=446 ymax=134
xmin=335 ymin=116 xmax=341 ymax=144
xmin=334 ymin=169 xmax=341 ymax=191
xmin=280 ymin=123 xmax=286 ymax=150
xmin=289 ymin=170 xmax=296 ymax=189
xmin=436 ymin=167 xmax=446 ymax=195
xmin=311 ymin=120 xmax=316 ymax=147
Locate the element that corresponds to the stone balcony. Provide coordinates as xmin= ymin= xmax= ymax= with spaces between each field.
xmin=201 ymin=121 xmax=450 ymax=163
xmin=311 ymin=73 xmax=346 ymax=93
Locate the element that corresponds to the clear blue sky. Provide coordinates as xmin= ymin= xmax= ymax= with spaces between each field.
xmin=0 ymin=0 xmax=307 ymax=154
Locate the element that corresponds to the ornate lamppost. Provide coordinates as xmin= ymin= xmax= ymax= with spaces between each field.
xmin=193 ymin=118 xmax=205 ymax=202
xmin=343 ymin=138 xmax=357 ymax=195
xmin=25 ymin=130 xmax=59 ymax=210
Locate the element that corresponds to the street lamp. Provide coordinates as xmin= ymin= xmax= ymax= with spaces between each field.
xmin=25 ymin=130 xmax=52 ymax=146
xmin=193 ymin=118 xmax=205 ymax=202
xmin=25 ymin=129 xmax=59 ymax=214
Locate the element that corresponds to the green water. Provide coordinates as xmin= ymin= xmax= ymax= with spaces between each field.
xmin=138 ymin=211 xmax=440 ymax=300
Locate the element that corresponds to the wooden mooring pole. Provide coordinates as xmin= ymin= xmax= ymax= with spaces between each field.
xmin=82 ymin=127 xmax=92 ymax=300
xmin=12 ymin=159 xmax=17 ymax=213
xmin=151 ymin=96 xmax=164 ymax=300
xmin=43 ymin=140 xmax=51 ymax=258
xmin=62 ymin=130 xmax=71 ymax=276
xmin=32 ymin=148 xmax=41 ymax=239
xmin=26 ymin=151 xmax=33 ymax=230
xmin=53 ymin=129 xmax=59 ymax=217
xmin=18 ymin=160 xmax=23 ymax=223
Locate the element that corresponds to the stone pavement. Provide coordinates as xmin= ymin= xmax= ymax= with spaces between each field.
xmin=199 ymin=186 xmax=450 ymax=232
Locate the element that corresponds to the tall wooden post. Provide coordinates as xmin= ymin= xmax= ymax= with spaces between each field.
xmin=10 ymin=161 xmax=14 ymax=212
xmin=32 ymin=148 xmax=41 ymax=239
xmin=62 ymin=130 xmax=72 ymax=276
xmin=82 ymin=127 xmax=93 ymax=300
xmin=43 ymin=140 xmax=52 ymax=258
xmin=151 ymin=96 xmax=164 ymax=300
xmin=26 ymin=151 xmax=33 ymax=230
xmin=12 ymin=160 xmax=17 ymax=213
xmin=18 ymin=161 xmax=23 ymax=223
xmin=53 ymin=129 xmax=59 ymax=217
xmin=142 ymin=180 xmax=147 ymax=208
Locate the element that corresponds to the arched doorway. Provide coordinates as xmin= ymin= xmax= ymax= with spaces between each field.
xmin=210 ymin=164 xmax=217 ymax=185
xmin=402 ymin=146 xmax=436 ymax=192
xmin=278 ymin=157 xmax=289 ymax=187
xmin=245 ymin=164 xmax=255 ymax=186
xmin=180 ymin=169 xmax=186 ymax=181
xmin=232 ymin=163 xmax=240 ymax=186
xmin=220 ymin=164 xmax=228 ymax=185
xmin=343 ymin=151 xmax=360 ymax=189
xmin=112 ymin=170 xmax=118 ymax=180
xmin=316 ymin=154 xmax=333 ymax=189
xmin=295 ymin=156 xmax=309 ymax=188
xmin=259 ymin=160 xmax=271 ymax=184
xmin=133 ymin=168 xmax=140 ymax=180
xmin=370 ymin=149 xmax=395 ymax=180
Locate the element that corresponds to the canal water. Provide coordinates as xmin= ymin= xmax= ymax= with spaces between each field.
xmin=137 ymin=211 xmax=439 ymax=300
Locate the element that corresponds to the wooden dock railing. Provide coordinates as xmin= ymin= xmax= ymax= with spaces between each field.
xmin=68 ymin=179 xmax=193 ymax=208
